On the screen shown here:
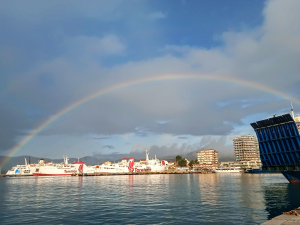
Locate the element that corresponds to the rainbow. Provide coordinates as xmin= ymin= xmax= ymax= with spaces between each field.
xmin=1 ymin=73 xmax=299 ymax=168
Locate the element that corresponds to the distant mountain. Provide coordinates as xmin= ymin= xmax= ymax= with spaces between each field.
xmin=184 ymin=151 xmax=198 ymax=161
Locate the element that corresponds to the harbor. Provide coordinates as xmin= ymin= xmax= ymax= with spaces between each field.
xmin=1 ymin=0 xmax=299 ymax=224
xmin=1 ymin=110 xmax=299 ymax=224
xmin=1 ymin=172 xmax=298 ymax=224
xmin=262 ymin=208 xmax=300 ymax=225
xmin=0 ymin=170 xmax=213 ymax=177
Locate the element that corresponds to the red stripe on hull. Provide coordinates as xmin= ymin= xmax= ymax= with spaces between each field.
xmin=289 ymin=180 xmax=300 ymax=183
xmin=33 ymin=173 xmax=72 ymax=176
xmin=94 ymin=172 xmax=120 ymax=174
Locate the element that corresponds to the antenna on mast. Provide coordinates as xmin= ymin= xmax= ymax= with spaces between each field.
xmin=291 ymin=102 xmax=295 ymax=119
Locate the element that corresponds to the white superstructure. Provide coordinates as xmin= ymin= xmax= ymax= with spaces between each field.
xmin=94 ymin=150 xmax=168 ymax=174
xmin=213 ymin=167 xmax=243 ymax=173
xmin=32 ymin=156 xmax=87 ymax=176
xmin=6 ymin=158 xmax=32 ymax=176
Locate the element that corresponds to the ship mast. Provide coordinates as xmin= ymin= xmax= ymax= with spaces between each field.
xmin=291 ymin=102 xmax=295 ymax=120
xmin=146 ymin=150 xmax=149 ymax=162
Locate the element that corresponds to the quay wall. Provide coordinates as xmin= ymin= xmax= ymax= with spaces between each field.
xmin=0 ymin=171 xmax=212 ymax=177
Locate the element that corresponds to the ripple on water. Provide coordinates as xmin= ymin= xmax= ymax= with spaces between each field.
xmin=0 ymin=174 xmax=298 ymax=224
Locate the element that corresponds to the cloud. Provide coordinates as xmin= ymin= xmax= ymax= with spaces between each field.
xmin=0 ymin=0 xmax=299 ymax=154
xmin=0 ymin=103 xmax=48 ymax=151
xmin=102 ymin=145 xmax=115 ymax=149
xmin=93 ymin=136 xmax=110 ymax=140
xmin=129 ymin=135 xmax=234 ymax=161
xmin=92 ymin=151 xmax=128 ymax=160
xmin=71 ymin=35 xmax=126 ymax=56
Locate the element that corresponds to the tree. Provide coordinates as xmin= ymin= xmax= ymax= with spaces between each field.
xmin=194 ymin=159 xmax=198 ymax=164
xmin=178 ymin=158 xmax=187 ymax=167
xmin=175 ymin=155 xmax=182 ymax=162
xmin=189 ymin=160 xmax=194 ymax=168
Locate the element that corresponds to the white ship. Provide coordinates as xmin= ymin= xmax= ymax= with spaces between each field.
xmin=6 ymin=158 xmax=32 ymax=176
xmin=94 ymin=150 xmax=168 ymax=174
xmin=32 ymin=156 xmax=87 ymax=176
xmin=213 ymin=167 xmax=243 ymax=173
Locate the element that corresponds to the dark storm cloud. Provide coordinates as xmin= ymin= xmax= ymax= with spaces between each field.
xmin=0 ymin=104 xmax=50 ymax=151
xmin=92 ymin=151 xmax=128 ymax=161
xmin=93 ymin=137 xmax=110 ymax=140
xmin=129 ymin=136 xmax=234 ymax=161
xmin=102 ymin=145 xmax=114 ymax=149
xmin=134 ymin=126 xmax=150 ymax=137
xmin=0 ymin=0 xmax=299 ymax=153
xmin=0 ymin=105 xmax=28 ymax=150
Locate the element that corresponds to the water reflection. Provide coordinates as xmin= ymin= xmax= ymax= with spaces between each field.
xmin=264 ymin=183 xmax=300 ymax=219
xmin=198 ymin=173 xmax=220 ymax=206
xmin=0 ymin=173 xmax=298 ymax=224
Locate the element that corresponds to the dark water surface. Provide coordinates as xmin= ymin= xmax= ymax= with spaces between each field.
xmin=0 ymin=173 xmax=300 ymax=224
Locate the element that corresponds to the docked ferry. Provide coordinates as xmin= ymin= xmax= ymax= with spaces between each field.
xmin=32 ymin=156 xmax=87 ymax=176
xmin=6 ymin=158 xmax=32 ymax=176
xmin=213 ymin=167 xmax=243 ymax=173
xmin=94 ymin=150 xmax=168 ymax=174
xmin=250 ymin=108 xmax=300 ymax=183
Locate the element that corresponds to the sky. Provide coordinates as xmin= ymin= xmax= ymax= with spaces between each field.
xmin=0 ymin=0 xmax=300 ymax=162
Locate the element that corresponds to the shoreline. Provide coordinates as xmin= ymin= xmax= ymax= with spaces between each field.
xmin=0 ymin=171 xmax=213 ymax=177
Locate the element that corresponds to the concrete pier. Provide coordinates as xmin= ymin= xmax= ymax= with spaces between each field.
xmin=0 ymin=174 xmax=33 ymax=177
xmin=73 ymin=171 xmax=211 ymax=176
xmin=0 ymin=171 xmax=211 ymax=177
xmin=261 ymin=208 xmax=300 ymax=225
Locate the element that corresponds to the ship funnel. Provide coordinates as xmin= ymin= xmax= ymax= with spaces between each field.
xmin=128 ymin=158 xmax=134 ymax=172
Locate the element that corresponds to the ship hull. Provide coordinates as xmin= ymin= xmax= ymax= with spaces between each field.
xmin=33 ymin=173 xmax=72 ymax=177
xmin=32 ymin=168 xmax=79 ymax=176
xmin=281 ymin=171 xmax=300 ymax=183
xmin=247 ymin=169 xmax=279 ymax=174
xmin=32 ymin=173 xmax=73 ymax=176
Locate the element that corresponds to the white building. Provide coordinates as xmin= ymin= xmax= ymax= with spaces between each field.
xmin=196 ymin=149 xmax=219 ymax=169
xmin=233 ymin=135 xmax=262 ymax=168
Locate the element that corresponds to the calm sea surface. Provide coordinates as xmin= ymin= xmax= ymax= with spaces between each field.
xmin=0 ymin=173 xmax=300 ymax=224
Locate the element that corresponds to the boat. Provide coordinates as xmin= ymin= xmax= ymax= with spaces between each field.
xmin=250 ymin=107 xmax=300 ymax=183
xmin=94 ymin=150 xmax=168 ymax=174
xmin=94 ymin=158 xmax=130 ymax=174
xmin=246 ymin=168 xmax=279 ymax=173
xmin=32 ymin=156 xmax=87 ymax=176
xmin=6 ymin=158 xmax=32 ymax=176
xmin=213 ymin=167 xmax=243 ymax=173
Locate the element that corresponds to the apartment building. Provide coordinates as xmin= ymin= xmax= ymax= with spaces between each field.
xmin=233 ymin=134 xmax=261 ymax=168
xmin=196 ymin=149 xmax=219 ymax=169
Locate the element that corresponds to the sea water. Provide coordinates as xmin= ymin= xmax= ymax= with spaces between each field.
xmin=0 ymin=173 xmax=300 ymax=225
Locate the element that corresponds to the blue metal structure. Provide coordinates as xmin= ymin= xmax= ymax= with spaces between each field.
xmin=250 ymin=114 xmax=300 ymax=183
